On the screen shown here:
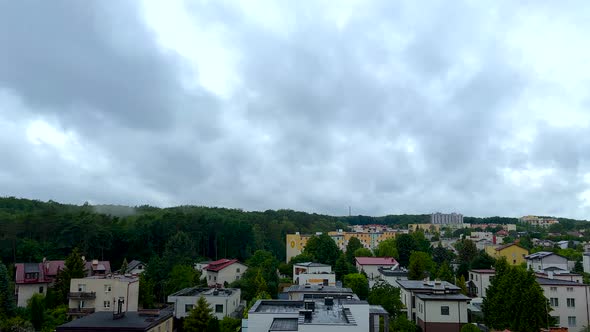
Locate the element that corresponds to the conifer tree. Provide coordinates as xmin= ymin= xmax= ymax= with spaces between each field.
xmin=184 ymin=297 xmax=214 ymax=332
xmin=0 ymin=260 xmax=16 ymax=317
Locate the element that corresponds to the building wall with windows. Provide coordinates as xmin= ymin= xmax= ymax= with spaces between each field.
xmin=68 ymin=276 xmax=139 ymax=317
xmin=468 ymin=270 xmax=495 ymax=298
xmin=538 ymin=278 xmax=590 ymax=330
xmin=205 ymin=261 xmax=247 ymax=287
xmin=414 ymin=297 xmax=468 ymax=332
xmin=167 ymin=287 xmax=241 ymax=320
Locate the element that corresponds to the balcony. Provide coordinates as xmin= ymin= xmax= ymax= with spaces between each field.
xmin=67 ymin=308 xmax=95 ymax=316
xmin=68 ymin=291 xmax=96 ymax=299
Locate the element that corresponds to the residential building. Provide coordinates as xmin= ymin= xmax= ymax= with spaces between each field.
xmin=537 ymin=277 xmax=590 ymax=329
xmin=397 ymin=280 xmax=470 ymax=331
xmin=525 ymin=252 xmax=569 ymax=272
xmin=535 ymin=270 xmax=583 ymax=283
xmin=431 ymin=212 xmax=464 ymax=225
xmin=293 ymin=262 xmax=335 ymax=286
xmin=355 ymin=257 xmax=399 ymax=280
xmin=167 ymin=287 xmax=242 ymax=320
xmin=83 ymin=258 xmax=111 ymax=277
xmin=286 ymin=229 xmax=402 ymax=263
xmin=484 ymin=243 xmax=528 ymax=265
xmin=203 ymin=259 xmax=247 ymax=287
xmin=557 ymin=240 xmax=569 ymax=249
xmin=377 ymin=266 xmax=409 ymax=286
xmin=584 ymin=253 xmax=590 ymax=274
xmin=68 ymin=275 xmax=139 ymax=318
xmin=409 ymin=223 xmax=471 ymax=233
xmin=14 ymin=259 xmax=64 ymax=307
xmin=123 ymin=260 xmax=145 ymax=275
xmin=56 ymin=308 xmax=173 ymax=332
xmin=245 ymin=298 xmax=388 ymax=332
xmin=467 ymin=269 xmax=496 ymax=298
xmin=283 ymin=285 xmax=358 ymax=301
xmin=519 ymin=215 xmax=559 ymax=227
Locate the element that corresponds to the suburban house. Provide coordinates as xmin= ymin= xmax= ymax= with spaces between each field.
xmin=56 ymin=308 xmax=173 ymax=332
xmin=355 ymin=257 xmax=399 ymax=280
xmin=525 ymin=252 xmax=569 ymax=272
xmin=14 ymin=259 xmax=64 ymax=307
xmin=467 ymin=269 xmax=496 ymax=298
xmin=84 ymin=259 xmax=111 ymax=277
xmin=397 ymin=280 xmax=470 ymax=332
xmin=203 ymin=259 xmax=247 ymax=287
xmin=245 ymin=298 xmax=388 ymax=332
xmin=292 ymin=262 xmax=335 ymax=286
xmin=123 ymin=260 xmax=145 ymax=275
xmin=538 ymin=277 xmax=590 ymax=329
xmin=283 ymin=285 xmax=358 ymax=301
xmin=68 ymin=275 xmax=139 ymax=318
xmin=167 ymin=287 xmax=242 ymax=320
xmin=484 ymin=243 xmax=529 ymax=265
xmin=377 ymin=266 xmax=409 ymax=286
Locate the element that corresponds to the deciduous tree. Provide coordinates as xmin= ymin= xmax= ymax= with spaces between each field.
xmin=304 ymin=234 xmax=341 ymax=267
xmin=345 ymin=237 xmax=363 ymax=264
xmin=367 ymin=281 xmax=403 ymax=318
xmin=408 ymin=251 xmax=434 ymax=280
xmin=395 ymin=234 xmax=418 ymax=267
xmin=343 ymin=273 xmax=369 ymax=300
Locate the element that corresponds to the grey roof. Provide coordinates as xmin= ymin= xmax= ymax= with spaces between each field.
xmin=270 ymin=318 xmax=298 ymax=331
xmin=542 ymin=266 xmax=567 ymax=272
xmin=415 ymin=293 xmax=471 ymax=301
xmin=369 ymin=305 xmax=389 ymax=315
xmin=126 ymin=260 xmax=144 ymax=272
xmin=536 ymin=277 xmax=587 ymax=286
xmin=294 ymin=262 xmax=331 ymax=268
xmin=285 ymin=285 xmax=353 ymax=293
xmin=168 ymin=287 xmax=238 ymax=298
xmin=378 ymin=266 xmax=409 ymax=277
xmin=24 ymin=263 xmax=40 ymax=273
xmin=57 ymin=310 xmax=172 ymax=331
xmin=525 ymin=251 xmax=566 ymax=260
xmin=396 ymin=280 xmax=460 ymax=291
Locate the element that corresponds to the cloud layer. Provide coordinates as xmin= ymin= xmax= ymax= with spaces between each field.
xmin=1 ymin=0 xmax=590 ymax=218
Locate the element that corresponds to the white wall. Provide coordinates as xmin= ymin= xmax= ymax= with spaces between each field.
xmin=68 ymin=277 xmax=139 ymax=312
xmin=415 ymin=298 xmax=468 ymax=324
xmin=168 ymin=290 xmax=241 ymax=320
xmin=542 ymin=284 xmax=590 ymax=329
xmin=356 ymin=265 xmax=384 ymax=280
xmin=468 ymin=271 xmax=493 ymax=298
xmin=16 ymin=283 xmax=48 ymax=307
xmin=206 ymin=263 xmax=247 ymax=286
xmin=583 ymin=255 xmax=590 ymax=274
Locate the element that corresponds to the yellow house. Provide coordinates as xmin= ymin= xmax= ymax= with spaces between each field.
xmin=485 ymin=243 xmax=529 ymax=265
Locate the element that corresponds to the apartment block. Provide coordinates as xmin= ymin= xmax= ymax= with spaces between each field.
xmin=538 ymin=277 xmax=590 ymax=329
xmin=431 ymin=213 xmax=464 ymax=225
xmin=519 ymin=215 xmax=559 ymax=227
xmin=68 ymin=275 xmax=139 ymax=318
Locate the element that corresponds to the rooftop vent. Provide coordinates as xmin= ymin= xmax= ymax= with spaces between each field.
xmin=325 ymin=297 xmax=334 ymax=306
xmin=299 ymin=309 xmax=313 ymax=321
xmin=304 ymin=300 xmax=315 ymax=312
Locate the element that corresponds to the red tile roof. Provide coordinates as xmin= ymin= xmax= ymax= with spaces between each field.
xmin=15 ymin=261 xmax=62 ymax=284
xmin=205 ymin=259 xmax=240 ymax=272
xmin=355 ymin=257 xmax=398 ymax=266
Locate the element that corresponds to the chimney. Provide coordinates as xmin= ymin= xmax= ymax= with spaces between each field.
xmin=92 ymin=259 xmax=99 ymax=266
xmin=493 ymin=235 xmax=496 ymax=245
xmin=81 ymin=256 xmax=86 ymax=262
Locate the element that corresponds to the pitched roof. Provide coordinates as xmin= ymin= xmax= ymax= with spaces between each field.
xmin=205 ymin=259 xmax=241 ymax=272
xmin=355 ymin=257 xmax=398 ymax=266
xmin=15 ymin=260 xmax=65 ymax=284
xmin=126 ymin=260 xmax=144 ymax=273
xmin=494 ymin=243 xmax=526 ymax=251
xmin=536 ymin=277 xmax=587 ymax=286
xmin=525 ymin=251 xmax=566 ymax=260
xmin=85 ymin=261 xmax=111 ymax=275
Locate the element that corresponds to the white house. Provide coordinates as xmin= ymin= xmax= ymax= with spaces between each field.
xmin=203 ymin=259 xmax=248 ymax=287
xmin=245 ymin=298 xmax=388 ymax=332
xmin=537 ymin=277 xmax=590 ymax=329
xmin=14 ymin=260 xmax=64 ymax=307
xmin=467 ymin=269 xmax=496 ymax=298
xmin=124 ymin=260 xmax=146 ymax=275
xmin=355 ymin=257 xmax=399 ymax=280
xmin=525 ymin=252 xmax=569 ymax=272
xmin=397 ymin=280 xmax=470 ymax=332
xmin=583 ymin=253 xmax=590 ymax=274
xmin=283 ymin=285 xmax=358 ymax=301
xmin=293 ymin=262 xmax=335 ymax=286
xmin=167 ymin=287 xmax=242 ymax=320
xmin=67 ymin=275 xmax=139 ymax=318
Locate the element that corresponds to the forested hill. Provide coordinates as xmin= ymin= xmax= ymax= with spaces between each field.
xmin=0 ymin=196 xmax=582 ymax=267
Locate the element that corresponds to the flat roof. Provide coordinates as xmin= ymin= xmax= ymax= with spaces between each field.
xmin=397 ymin=280 xmax=460 ymax=291
xmin=294 ymin=262 xmax=331 ymax=268
xmin=470 ymin=269 xmax=496 ymax=274
xmin=536 ymin=277 xmax=587 ymax=286
xmin=251 ymin=300 xmax=355 ymax=326
xmin=57 ymin=310 xmax=172 ymax=331
xmin=168 ymin=287 xmax=238 ymax=298
xmin=285 ymin=285 xmax=353 ymax=293
xmin=270 ymin=318 xmax=298 ymax=331
xmin=415 ymin=293 xmax=471 ymax=301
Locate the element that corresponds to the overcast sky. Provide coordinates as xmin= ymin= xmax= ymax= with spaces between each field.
xmin=1 ymin=1 xmax=590 ymax=218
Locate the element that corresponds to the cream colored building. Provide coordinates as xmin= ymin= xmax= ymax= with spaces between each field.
xmin=467 ymin=269 xmax=495 ymax=298
xmin=67 ymin=275 xmax=139 ymax=317
xmin=167 ymin=287 xmax=241 ymax=320
xmin=204 ymin=259 xmax=248 ymax=287
xmin=519 ymin=215 xmax=559 ymax=227
xmin=293 ymin=262 xmax=335 ymax=286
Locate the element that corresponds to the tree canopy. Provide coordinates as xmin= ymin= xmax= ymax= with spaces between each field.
xmin=343 ymin=273 xmax=369 ymax=300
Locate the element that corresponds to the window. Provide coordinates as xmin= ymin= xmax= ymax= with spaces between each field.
xmin=39 ymin=286 xmax=44 ymax=293
xmin=550 ymin=287 xmax=557 ymax=292
xmin=215 ymin=304 xmax=223 ymax=313
xmin=568 ymin=316 xmax=577 ymax=327
xmin=236 ymin=275 xmax=240 ymax=280
xmin=567 ymin=298 xmax=575 ymax=308
xmin=185 ymin=304 xmax=194 ymax=312
xmin=475 ymin=275 xmax=478 ymax=281
xmin=567 ymin=287 xmax=574 ymax=292
xmin=553 ymin=316 xmax=560 ymax=326
xmin=78 ymin=284 xmax=86 ymax=292
xmin=208 ymin=275 xmax=211 ymax=280
xmin=470 ymin=273 xmax=474 ymax=281
xmin=441 ymin=306 xmax=449 ymax=315
xmin=214 ymin=276 xmax=217 ymax=281
xmin=105 ymin=284 xmax=112 ymax=292
xmin=236 ymin=268 xmax=240 ymax=273
xmin=104 ymin=301 xmax=110 ymax=308
xmin=550 ymin=298 xmax=559 ymax=307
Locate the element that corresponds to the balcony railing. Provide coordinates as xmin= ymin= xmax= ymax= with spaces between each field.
xmin=67 ymin=308 xmax=95 ymax=315
xmin=68 ymin=291 xmax=96 ymax=299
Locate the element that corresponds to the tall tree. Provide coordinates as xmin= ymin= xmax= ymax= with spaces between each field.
xmin=345 ymin=237 xmax=363 ymax=264
xmin=165 ymin=264 xmax=200 ymax=295
xmin=456 ymin=239 xmax=478 ymax=266
xmin=343 ymin=273 xmax=369 ymax=300
xmin=367 ymin=281 xmax=403 ymax=318
xmin=408 ymin=251 xmax=434 ymax=280
xmin=456 ymin=275 xmax=467 ymax=295
xmin=163 ymin=231 xmax=196 ymax=268
xmin=184 ymin=297 xmax=214 ymax=332
xmin=28 ymin=293 xmax=45 ymax=330
xmin=353 ymin=248 xmax=373 ymax=258
xmin=303 ymin=234 xmax=341 ymax=267
xmin=120 ymin=258 xmax=129 ymax=274
xmin=432 ymin=243 xmax=455 ymax=266
xmin=334 ymin=254 xmax=354 ymax=281
xmin=395 ymin=234 xmax=418 ymax=267
xmin=0 ymin=260 xmax=16 ymax=317
xmin=411 ymin=230 xmax=432 ymax=253
xmin=374 ymin=238 xmax=397 ymax=258
xmin=436 ymin=261 xmax=454 ymax=283
xmin=53 ymin=247 xmax=85 ymax=304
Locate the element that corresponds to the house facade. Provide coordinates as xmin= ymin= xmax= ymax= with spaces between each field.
xmin=484 ymin=243 xmax=528 ymax=265
xmin=68 ymin=275 xmax=139 ymax=317
xmin=537 ymin=277 xmax=590 ymax=330
xmin=167 ymin=287 xmax=241 ymax=320
xmin=293 ymin=262 xmax=335 ymax=286
xmin=467 ymin=269 xmax=495 ymax=298
xmin=355 ymin=257 xmax=399 ymax=280
xmin=14 ymin=259 xmax=65 ymax=307
xmin=204 ymin=259 xmax=247 ymax=287
xmin=397 ymin=280 xmax=469 ymax=332
xmin=525 ymin=252 xmax=568 ymax=272
xmin=377 ymin=266 xmax=409 ymax=286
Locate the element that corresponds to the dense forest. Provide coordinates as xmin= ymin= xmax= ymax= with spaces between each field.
xmin=1 ymin=196 xmax=588 ymax=267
